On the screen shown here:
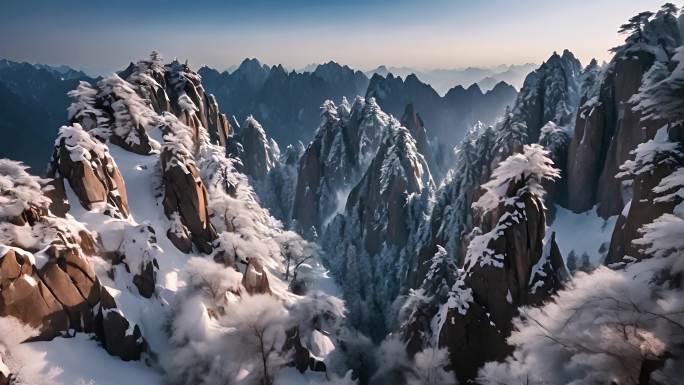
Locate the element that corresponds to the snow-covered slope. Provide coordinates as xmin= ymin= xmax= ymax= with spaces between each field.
xmin=0 ymin=53 xmax=355 ymax=385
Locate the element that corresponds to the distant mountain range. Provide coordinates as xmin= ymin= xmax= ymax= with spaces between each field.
xmin=363 ymin=63 xmax=537 ymax=94
xmin=0 ymin=57 xmax=518 ymax=173
xmin=199 ymin=59 xmax=369 ymax=146
xmin=296 ymin=62 xmax=537 ymax=94
xmin=200 ymin=58 xmax=517 ymax=150
xmin=0 ymin=59 xmax=97 ymax=172
xmin=366 ymin=73 xmax=517 ymax=150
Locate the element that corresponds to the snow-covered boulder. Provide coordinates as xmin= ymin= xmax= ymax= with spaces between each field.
xmin=50 ymin=124 xmax=130 ymax=218
xmin=241 ymin=257 xmax=271 ymax=295
xmin=160 ymin=116 xmax=217 ymax=254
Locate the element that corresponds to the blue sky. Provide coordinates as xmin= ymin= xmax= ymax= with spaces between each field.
xmin=0 ymin=0 xmax=666 ymax=74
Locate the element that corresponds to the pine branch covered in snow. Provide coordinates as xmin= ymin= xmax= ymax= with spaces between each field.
xmin=98 ymin=74 xmax=162 ymax=149
xmin=0 ymin=159 xmax=51 ymax=221
xmin=617 ymin=127 xmax=682 ymax=178
xmin=473 ymin=144 xmax=559 ymax=213
xmin=479 ymin=225 xmax=684 ymax=384
xmin=632 ymin=45 xmax=684 ymax=126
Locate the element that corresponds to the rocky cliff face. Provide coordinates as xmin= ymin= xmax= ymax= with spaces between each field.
xmin=565 ymin=10 xmax=682 ymax=217
xmin=323 ymin=123 xmax=433 ymax=339
xmin=433 ymin=145 xmax=567 ymax=382
xmin=412 ymin=50 xmax=584 ymax=276
xmin=605 ymin=43 xmax=684 ymax=264
xmin=400 ymin=103 xmax=441 ymax=178
xmin=234 ymin=116 xmax=279 ymax=180
xmin=291 ymin=97 xmax=391 ymax=238
xmin=160 ymin=116 xmax=218 ymax=254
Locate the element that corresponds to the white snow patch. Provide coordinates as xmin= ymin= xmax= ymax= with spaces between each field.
xmin=549 ymin=205 xmax=618 ymax=266
xmin=25 ymin=334 xmax=163 ymax=385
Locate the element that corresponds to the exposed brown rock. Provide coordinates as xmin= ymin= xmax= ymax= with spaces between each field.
xmin=0 ymin=249 xmax=69 ymax=338
xmin=166 ymin=225 xmax=193 ymax=254
xmin=241 ymin=258 xmax=271 ymax=295
xmin=45 ymin=176 xmax=70 ymax=218
xmin=0 ymin=202 xmax=147 ymax=360
xmin=282 ymin=327 xmax=326 ymax=373
xmin=0 ymin=371 xmax=9 ymax=385
xmin=51 ymin=125 xmax=130 ymax=218
xmin=97 ymin=288 xmax=148 ymax=361
xmin=132 ymin=261 xmax=156 ymax=299
xmin=206 ymin=93 xmax=231 ymax=146
xmin=161 ymin=149 xmax=217 ymax=254
xmin=0 ymin=235 xmax=148 ymax=360
xmin=117 ymin=223 xmax=160 ymax=298
xmin=6 ymin=205 xmax=47 ymax=228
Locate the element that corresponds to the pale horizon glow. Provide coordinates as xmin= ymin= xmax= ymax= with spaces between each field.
xmin=0 ymin=0 xmax=667 ymax=75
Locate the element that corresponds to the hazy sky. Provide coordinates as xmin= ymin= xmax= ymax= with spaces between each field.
xmin=0 ymin=0 xmax=666 ymax=75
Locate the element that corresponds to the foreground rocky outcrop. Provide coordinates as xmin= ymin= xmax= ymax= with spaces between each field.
xmin=49 ymin=124 xmax=130 ymax=218
xmin=2 ymin=52 xmax=352 ymax=385
xmin=0 ymin=160 xmax=147 ymax=361
xmin=160 ymin=116 xmax=218 ymax=254
xmin=434 ymin=145 xmax=567 ymax=382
